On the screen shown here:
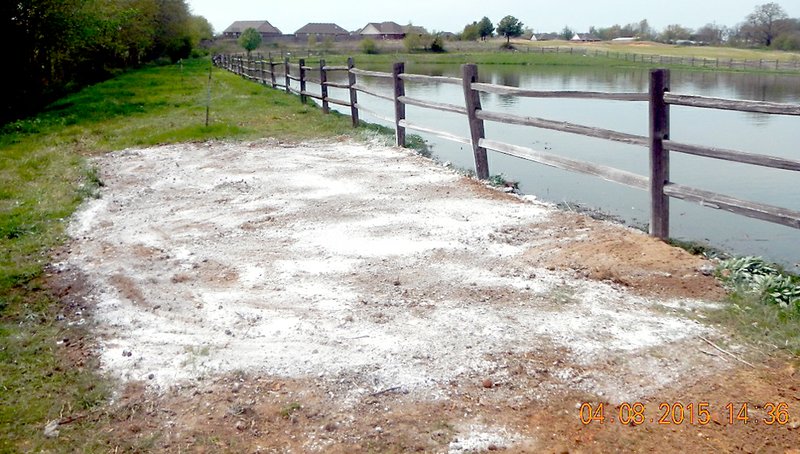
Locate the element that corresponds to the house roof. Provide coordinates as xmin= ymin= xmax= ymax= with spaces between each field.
xmin=360 ymin=21 xmax=404 ymax=35
xmin=223 ymin=20 xmax=282 ymax=35
xmin=295 ymin=23 xmax=350 ymax=35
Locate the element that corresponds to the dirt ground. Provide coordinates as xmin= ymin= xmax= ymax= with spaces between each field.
xmin=50 ymin=139 xmax=799 ymax=452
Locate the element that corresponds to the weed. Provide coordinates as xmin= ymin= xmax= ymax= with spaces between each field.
xmin=280 ymin=402 xmax=302 ymax=419
xmin=487 ymin=174 xmax=519 ymax=190
xmin=77 ymin=165 xmax=104 ymax=199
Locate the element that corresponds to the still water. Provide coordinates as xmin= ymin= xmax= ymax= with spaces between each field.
xmin=319 ymin=64 xmax=800 ymax=268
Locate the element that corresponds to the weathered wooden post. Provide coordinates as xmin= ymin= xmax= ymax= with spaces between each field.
xmin=392 ymin=62 xmax=406 ymax=147
xmin=649 ymin=69 xmax=671 ymax=239
xmin=269 ymin=56 xmax=276 ymax=88
xmin=259 ymin=58 xmax=265 ymax=84
xmin=347 ymin=57 xmax=359 ymax=127
xmin=298 ymin=58 xmax=307 ymax=104
xmin=461 ymin=64 xmax=489 ymax=180
xmin=319 ymin=59 xmax=329 ymax=114
xmin=284 ymin=57 xmax=291 ymax=94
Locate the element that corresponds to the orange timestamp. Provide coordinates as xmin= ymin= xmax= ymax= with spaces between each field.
xmin=579 ymin=401 xmax=792 ymax=426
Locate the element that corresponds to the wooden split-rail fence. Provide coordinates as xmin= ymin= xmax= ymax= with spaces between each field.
xmin=214 ymin=54 xmax=800 ymax=240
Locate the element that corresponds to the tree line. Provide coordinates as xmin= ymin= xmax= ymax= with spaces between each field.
xmin=1 ymin=0 xmax=213 ymax=125
xmin=587 ymin=3 xmax=799 ymax=49
xmin=455 ymin=3 xmax=799 ymax=50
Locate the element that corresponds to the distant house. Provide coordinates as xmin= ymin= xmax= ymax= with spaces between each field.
xmin=611 ymin=37 xmax=638 ymax=43
xmin=222 ymin=20 xmax=282 ymax=39
xmin=571 ymin=33 xmax=601 ymax=42
xmin=295 ymin=23 xmax=350 ymax=40
xmin=358 ymin=21 xmax=405 ymax=39
xmin=533 ymin=33 xmax=559 ymax=41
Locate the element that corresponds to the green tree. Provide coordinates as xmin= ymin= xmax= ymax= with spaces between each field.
xmin=190 ymin=15 xmax=214 ymax=44
xmin=561 ymin=25 xmax=575 ymax=40
xmin=2 ymin=0 xmax=208 ymax=124
xmin=478 ymin=16 xmax=494 ymax=40
xmin=462 ymin=22 xmax=480 ymax=41
xmin=153 ymin=0 xmax=194 ymax=61
xmin=238 ymin=27 xmax=262 ymax=56
xmin=747 ymin=2 xmax=789 ymax=46
xmin=497 ymin=15 xmax=523 ymax=44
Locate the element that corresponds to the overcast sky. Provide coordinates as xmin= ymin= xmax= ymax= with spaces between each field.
xmin=187 ymin=0 xmax=799 ymax=35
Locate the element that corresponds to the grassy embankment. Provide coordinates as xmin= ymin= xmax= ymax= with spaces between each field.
xmin=0 ymin=57 xmax=365 ymax=452
xmin=0 ymin=54 xmax=797 ymax=451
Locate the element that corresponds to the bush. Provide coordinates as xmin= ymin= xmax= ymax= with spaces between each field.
xmin=430 ymin=35 xmax=446 ymax=53
xmin=773 ymin=32 xmax=800 ymax=51
xmin=361 ymin=38 xmax=379 ymax=54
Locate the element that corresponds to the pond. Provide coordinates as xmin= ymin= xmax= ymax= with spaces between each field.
xmin=318 ymin=63 xmax=800 ymax=269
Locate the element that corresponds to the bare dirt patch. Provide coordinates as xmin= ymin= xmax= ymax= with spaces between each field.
xmin=56 ymin=139 xmax=798 ymax=452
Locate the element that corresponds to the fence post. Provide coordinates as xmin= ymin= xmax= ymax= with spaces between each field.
xmin=649 ymin=69 xmax=671 ymax=240
xmin=298 ymin=58 xmax=307 ymax=104
xmin=320 ymin=59 xmax=329 ymax=114
xmin=284 ymin=57 xmax=291 ymax=94
xmin=347 ymin=57 xmax=359 ymax=127
xmin=269 ymin=56 xmax=276 ymax=88
xmin=462 ymin=64 xmax=489 ymax=180
xmin=260 ymin=58 xmax=266 ymax=84
xmin=392 ymin=62 xmax=406 ymax=147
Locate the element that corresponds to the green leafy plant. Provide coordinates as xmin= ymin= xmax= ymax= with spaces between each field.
xmin=487 ymin=174 xmax=519 ymax=190
xmin=716 ymin=256 xmax=800 ymax=315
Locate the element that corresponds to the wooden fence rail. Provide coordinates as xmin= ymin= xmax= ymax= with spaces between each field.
xmin=215 ymin=54 xmax=800 ymax=240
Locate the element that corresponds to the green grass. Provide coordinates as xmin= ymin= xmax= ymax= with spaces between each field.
xmin=704 ymin=292 xmax=800 ymax=356
xmin=0 ymin=57 xmax=364 ymax=452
